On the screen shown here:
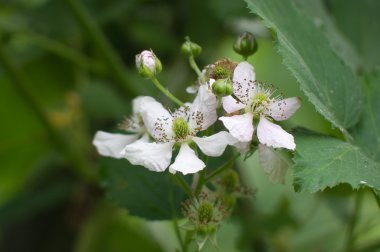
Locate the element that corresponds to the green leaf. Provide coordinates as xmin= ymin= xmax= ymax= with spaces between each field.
xmin=326 ymin=0 xmax=380 ymax=71
xmin=245 ymin=0 xmax=362 ymax=135
xmin=100 ymin=158 xmax=187 ymax=220
xmin=293 ymin=0 xmax=361 ymax=72
xmin=351 ymin=70 xmax=380 ymax=162
xmin=293 ymin=132 xmax=380 ymax=194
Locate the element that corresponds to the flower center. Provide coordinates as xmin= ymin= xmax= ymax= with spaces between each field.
xmin=249 ymin=92 xmax=269 ymax=114
xmin=172 ymin=117 xmax=190 ymax=139
xmin=197 ymin=201 xmax=214 ymax=224
xmin=213 ymin=66 xmax=230 ymax=79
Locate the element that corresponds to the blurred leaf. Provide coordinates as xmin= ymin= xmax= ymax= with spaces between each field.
xmin=245 ymin=0 xmax=362 ymax=136
xmin=74 ymin=203 xmax=163 ymax=252
xmin=100 ymin=158 xmax=187 ymax=220
xmin=293 ymin=132 xmax=380 ymax=194
xmin=351 ymin=71 xmax=380 ymax=162
xmin=79 ymin=80 xmax=130 ymax=122
xmin=325 ymin=0 xmax=380 ymax=71
xmin=0 ymin=172 xmax=74 ymax=227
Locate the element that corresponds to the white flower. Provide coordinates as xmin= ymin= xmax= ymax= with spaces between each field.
xmin=219 ymin=61 xmax=301 ymax=151
xmin=122 ymin=85 xmax=237 ymax=174
xmin=92 ymin=96 xmax=155 ymax=158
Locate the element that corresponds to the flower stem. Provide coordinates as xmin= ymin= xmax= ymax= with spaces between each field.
xmin=151 ymin=77 xmax=184 ymax=106
xmin=194 ymin=169 xmax=206 ymax=197
xmin=64 ymin=0 xmax=137 ymax=98
xmin=345 ymin=191 xmax=363 ymax=252
xmin=205 ymin=153 xmax=240 ymax=182
xmin=188 ymin=55 xmax=202 ymax=77
xmin=172 ymin=218 xmax=185 ymax=252
xmin=172 ymin=173 xmax=193 ymax=198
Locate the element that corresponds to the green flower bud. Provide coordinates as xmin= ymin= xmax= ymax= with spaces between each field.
xmin=211 ymin=78 xmax=233 ymax=97
xmin=135 ymin=50 xmax=162 ymax=78
xmin=233 ymin=32 xmax=258 ymax=58
xmin=181 ymin=37 xmax=202 ymax=57
xmin=220 ymin=170 xmax=240 ymax=193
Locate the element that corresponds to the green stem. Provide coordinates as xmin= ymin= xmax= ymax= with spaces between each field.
xmin=19 ymin=32 xmax=105 ymax=73
xmin=183 ymin=230 xmax=194 ymax=252
xmin=194 ymin=126 xmax=213 ymax=197
xmin=0 ymin=41 xmax=96 ymax=182
xmin=172 ymin=174 xmax=193 ymax=198
xmin=371 ymin=190 xmax=380 ymax=210
xmin=188 ymin=55 xmax=202 ymax=77
xmin=194 ymin=169 xmax=206 ymax=197
xmin=64 ymin=0 xmax=137 ymax=97
xmin=353 ymin=239 xmax=380 ymax=252
xmin=205 ymin=153 xmax=240 ymax=182
xmin=172 ymin=218 xmax=185 ymax=252
xmin=345 ymin=191 xmax=363 ymax=252
xmin=151 ymin=77 xmax=184 ymax=106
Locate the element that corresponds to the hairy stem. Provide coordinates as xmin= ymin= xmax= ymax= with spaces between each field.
xmin=151 ymin=77 xmax=184 ymax=106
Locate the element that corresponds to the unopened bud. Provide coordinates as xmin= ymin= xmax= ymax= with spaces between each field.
xmin=212 ymin=78 xmax=233 ymax=97
xmin=181 ymin=37 xmax=202 ymax=57
xmin=233 ymin=32 xmax=258 ymax=58
xmin=135 ymin=50 xmax=162 ymax=78
xmin=220 ymin=170 xmax=239 ymax=193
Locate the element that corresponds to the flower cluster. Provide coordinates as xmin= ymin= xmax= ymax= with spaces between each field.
xmin=92 ymin=34 xmax=301 ymax=249
xmin=93 ymin=46 xmax=301 ymax=177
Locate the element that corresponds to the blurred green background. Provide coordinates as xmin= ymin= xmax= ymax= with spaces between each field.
xmin=0 ymin=0 xmax=379 ymax=251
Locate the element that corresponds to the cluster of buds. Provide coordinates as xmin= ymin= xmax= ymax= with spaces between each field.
xmin=182 ymin=192 xmax=231 ymax=249
xmin=213 ymin=170 xmax=255 ymax=209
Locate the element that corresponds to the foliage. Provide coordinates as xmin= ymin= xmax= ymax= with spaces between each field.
xmin=0 ymin=0 xmax=380 ymax=251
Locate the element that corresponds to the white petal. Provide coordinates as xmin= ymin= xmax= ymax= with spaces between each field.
xmin=222 ymin=95 xmax=246 ymax=114
xmin=132 ymin=96 xmax=156 ymax=115
xmin=232 ymin=61 xmax=256 ymax=104
xmin=169 ymin=143 xmax=205 ymax=175
xmin=188 ymin=85 xmax=217 ymax=131
xmin=266 ymin=97 xmax=301 ymax=121
xmin=234 ymin=141 xmax=251 ymax=154
xmin=219 ymin=113 xmax=254 ymax=142
xmin=192 ymin=131 xmax=238 ymax=157
xmin=258 ymin=144 xmax=289 ymax=184
xmin=172 ymin=103 xmax=191 ymax=119
xmin=123 ymin=141 xmax=174 ymax=172
xmin=139 ymin=99 xmax=174 ymax=142
xmin=92 ymin=131 xmax=139 ymax=159
xmin=186 ymin=86 xmax=198 ymax=94
xmin=257 ymin=117 xmax=295 ymax=150
xmin=120 ymin=133 xmax=150 ymax=156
